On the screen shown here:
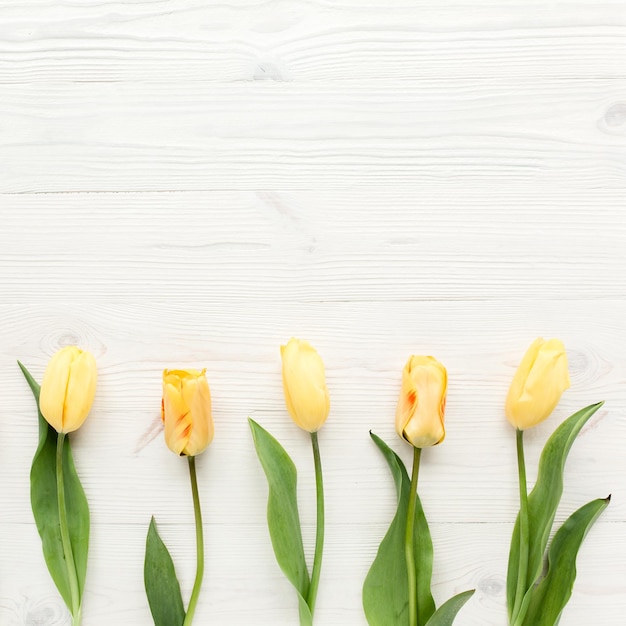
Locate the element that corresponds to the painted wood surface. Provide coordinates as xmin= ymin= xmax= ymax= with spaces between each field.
xmin=1 ymin=1 xmax=625 ymax=624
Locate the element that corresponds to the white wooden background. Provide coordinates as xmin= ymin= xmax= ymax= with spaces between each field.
xmin=1 ymin=1 xmax=625 ymax=624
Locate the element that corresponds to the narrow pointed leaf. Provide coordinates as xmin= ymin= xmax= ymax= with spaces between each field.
xmin=144 ymin=517 xmax=186 ymax=626
xmin=248 ymin=419 xmax=312 ymax=623
xmin=424 ymin=590 xmax=475 ymax=626
xmin=522 ymin=496 xmax=609 ymax=626
xmin=506 ymin=402 xmax=603 ymax=620
xmin=19 ymin=361 xmax=90 ymax=613
xmin=363 ymin=432 xmax=436 ymax=626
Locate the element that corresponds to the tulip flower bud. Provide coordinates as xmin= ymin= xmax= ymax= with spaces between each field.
xmin=505 ymin=338 xmax=570 ymax=430
xmin=281 ymin=338 xmax=330 ymax=433
xmin=39 ymin=346 xmax=97 ymax=434
xmin=162 ymin=369 xmax=213 ymax=456
xmin=395 ymin=355 xmax=447 ymax=448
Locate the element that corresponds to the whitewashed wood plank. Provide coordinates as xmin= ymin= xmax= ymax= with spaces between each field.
xmin=1 ymin=193 xmax=625 ymax=302
xmin=2 ymin=80 xmax=624 ymax=193
xmin=0 ymin=2 xmax=625 ymax=83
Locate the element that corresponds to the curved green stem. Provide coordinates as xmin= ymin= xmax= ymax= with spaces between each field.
xmin=511 ymin=429 xmax=529 ymax=625
xmin=307 ymin=431 xmax=325 ymax=618
xmin=56 ymin=432 xmax=81 ymax=623
xmin=183 ymin=456 xmax=205 ymax=626
xmin=405 ymin=446 xmax=422 ymax=626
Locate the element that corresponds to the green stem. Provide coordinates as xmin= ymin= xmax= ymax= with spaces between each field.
xmin=56 ymin=432 xmax=81 ymax=623
xmin=405 ymin=446 xmax=422 ymax=626
xmin=511 ymin=429 xmax=530 ymax=625
xmin=72 ymin=606 xmax=82 ymax=626
xmin=307 ymin=431 xmax=325 ymax=618
xmin=183 ymin=456 xmax=205 ymax=626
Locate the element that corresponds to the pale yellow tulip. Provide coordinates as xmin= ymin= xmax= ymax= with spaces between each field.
xmin=162 ymin=369 xmax=213 ymax=456
xmin=505 ymin=338 xmax=570 ymax=430
xmin=281 ymin=338 xmax=330 ymax=432
xmin=395 ymin=355 xmax=447 ymax=448
xmin=39 ymin=346 xmax=97 ymax=434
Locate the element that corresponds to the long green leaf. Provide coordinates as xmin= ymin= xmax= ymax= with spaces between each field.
xmin=248 ymin=418 xmax=312 ymax=625
xmin=424 ymin=590 xmax=475 ymax=626
xmin=506 ymin=402 xmax=603 ymax=620
xmin=144 ymin=517 xmax=186 ymax=626
xmin=363 ymin=432 xmax=436 ymax=626
xmin=522 ymin=496 xmax=609 ymax=626
xmin=19 ymin=361 xmax=90 ymax=612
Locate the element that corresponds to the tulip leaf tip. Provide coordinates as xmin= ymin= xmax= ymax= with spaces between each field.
xmin=144 ymin=514 xmax=186 ymax=626
xmin=248 ymin=417 xmax=262 ymax=432
xmin=17 ymin=360 xmax=34 ymax=383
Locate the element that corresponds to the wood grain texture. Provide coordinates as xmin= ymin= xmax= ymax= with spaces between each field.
xmin=1 ymin=0 xmax=625 ymax=624
xmin=1 ymin=193 xmax=626 ymax=302
xmin=1 ymin=79 xmax=625 ymax=193
xmin=0 ymin=2 xmax=625 ymax=83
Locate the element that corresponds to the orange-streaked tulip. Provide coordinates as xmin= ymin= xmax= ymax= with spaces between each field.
xmin=162 ymin=369 xmax=213 ymax=456
xmin=395 ymin=355 xmax=447 ymax=448
xmin=281 ymin=338 xmax=330 ymax=433
xmin=39 ymin=346 xmax=97 ymax=434
xmin=505 ymin=338 xmax=570 ymax=430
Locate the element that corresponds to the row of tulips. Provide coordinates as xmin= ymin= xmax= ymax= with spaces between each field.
xmin=18 ymin=337 xmax=608 ymax=626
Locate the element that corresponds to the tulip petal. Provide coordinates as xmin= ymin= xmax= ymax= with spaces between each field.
xmin=39 ymin=346 xmax=77 ymax=433
xmin=506 ymin=338 xmax=543 ymax=414
xmin=395 ymin=368 xmax=418 ymax=438
xmin=63 ymin=351 xmax=97 ymax=433
xmin=518 ymin=340 xmax=570 ymax=427
xmin=162 ymin=382 xmax=191 ymax=455
xmin=182 ymin=373 xmax=213 ymax=456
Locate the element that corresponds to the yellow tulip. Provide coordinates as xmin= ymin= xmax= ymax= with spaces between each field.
xmin=162 ymin=369 xmax=213 ymax=456
xmin=505 ymin=338 xmax=570 ymax=430
xmin=281 ymin=338 xmax=330 ymax=433
xmin=395 ymin=355 xmax=447 ymax=448
xmin=39 ymin=346 xmax=97 ymax=434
